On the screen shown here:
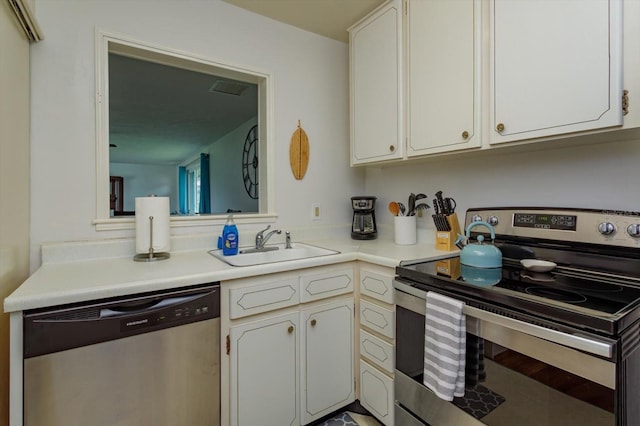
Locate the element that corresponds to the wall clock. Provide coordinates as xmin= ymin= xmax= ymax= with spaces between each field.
xmin=242 ymin=125 xmax=259 ymax=199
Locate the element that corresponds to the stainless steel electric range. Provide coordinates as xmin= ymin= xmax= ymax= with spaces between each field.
xmin=394 ymin=207 xmax=640 ymax=426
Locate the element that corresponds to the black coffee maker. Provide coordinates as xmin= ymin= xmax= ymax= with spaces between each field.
xmin=351 ymin=196 xmax=377 ymax=240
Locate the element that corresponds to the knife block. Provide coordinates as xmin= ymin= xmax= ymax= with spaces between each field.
xmin=434 ymin=213 xmax=462 ymax=251
xmin=435 ymin=231 xmax=456 ymax=251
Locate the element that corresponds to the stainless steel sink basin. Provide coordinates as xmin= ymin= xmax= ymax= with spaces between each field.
xmin=209 ymin=242 xmax=339 ymax=267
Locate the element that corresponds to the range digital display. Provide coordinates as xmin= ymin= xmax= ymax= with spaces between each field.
xmin=513 ymin=213 xmax=577 ymax=231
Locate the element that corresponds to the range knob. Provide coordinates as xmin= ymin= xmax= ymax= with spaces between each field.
xmin=487 ymin=216 xmax=499 ymax=226
xmin=598 ymin=222 xmax=616 ymax=236
xmin=627 ymin=224 xmax=640 ymax=238
xmin=471 ymin=214 xmax=483 ymax=223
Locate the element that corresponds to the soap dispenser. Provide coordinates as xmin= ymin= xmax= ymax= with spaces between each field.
xmin=222 ymin=214 xmax=239 ymax=256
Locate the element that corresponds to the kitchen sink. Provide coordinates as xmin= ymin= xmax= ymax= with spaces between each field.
xmin=209 ymin=242 xmax=339 ymax=267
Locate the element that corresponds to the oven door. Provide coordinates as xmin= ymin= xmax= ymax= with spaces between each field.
xmin=394 ymin=281 xmax=617 ymax=426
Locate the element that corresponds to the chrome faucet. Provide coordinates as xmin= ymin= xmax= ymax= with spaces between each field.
xmin=255 ymin=225 xmax=281 ymax=250
xmin=285 ymin=231 xmax=292 ymax=249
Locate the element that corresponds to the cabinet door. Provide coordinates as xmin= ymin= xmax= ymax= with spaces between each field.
xmin=300 ymin=299 xmax=355 ymax=424
xmin=406 ymin=0 xmax=481 ymax=156
xmin=229 ymin=312 xmax=299 ymax=426
xmin=350 ymin=0 xmax=403 ymax=164
xmin=360 ymin=359 xmax=394 ymax=426
xmin=490 ymin=0 xmax=622 ymax=144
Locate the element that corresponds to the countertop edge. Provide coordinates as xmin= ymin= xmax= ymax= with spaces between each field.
xmin=4 ymin=237 xmax=457 ymax=313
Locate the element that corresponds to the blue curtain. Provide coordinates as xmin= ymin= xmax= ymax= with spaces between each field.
xmin=199 ymin=153 xmax=211 ymax=214
xmin=178 ymin=166 xmax=188 ymax=214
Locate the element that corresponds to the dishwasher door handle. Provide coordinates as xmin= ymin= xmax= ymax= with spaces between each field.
xmin=99 ymin=293 xmax=208 ymax=319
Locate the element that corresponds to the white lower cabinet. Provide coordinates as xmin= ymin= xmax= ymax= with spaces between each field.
xmin=356 ymin=262 xmax=396 ymax=426
xmin=229 ymin=312 xmax=300 ymax=426
xmin=360 ymin=359 xmax=394 ymax=426
xmin=301 ymin=299 xmax=355 ymax=424
xmin=225 ymin=264 xmax=355 ymax=426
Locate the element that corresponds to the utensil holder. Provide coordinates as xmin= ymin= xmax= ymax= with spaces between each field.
xmin=394 ymin=215 xmax=417 ymax=245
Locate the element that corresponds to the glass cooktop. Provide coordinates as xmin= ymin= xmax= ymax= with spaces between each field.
xmin=396 ymin=257 xmax=640 ymax=335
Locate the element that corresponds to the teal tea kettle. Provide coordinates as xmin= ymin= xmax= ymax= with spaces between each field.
xmin=456 ymin=221 xmax=502 ymax=268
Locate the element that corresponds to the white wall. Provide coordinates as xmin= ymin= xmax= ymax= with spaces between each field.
xmin=0 ymin=2 xmax=30 ymax=424
xmin=209 ymin=118 xmax=259 ymax=215
xmin=365 ymin=136 xmax=640 ymax=232
xmin=30 ymin=0 xmax=364 ymax=269
xmin=109 ymin=163 xmax=178 ymax=212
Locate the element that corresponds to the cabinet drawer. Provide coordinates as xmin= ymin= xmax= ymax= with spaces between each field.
xmin=359 ymin=299 xmax=394 ymax=339
xmin=229 ymin=278 xmax=299 ymax=319
xmin=359 ymin=267 xmax=394 ymax=304
xmin=359 ymin=329 xmax=394 ymax=374
xmin=300 ymin=267 xmax=354 ymax=303
xmin=359 ymin=359 xmax=394 ymax=426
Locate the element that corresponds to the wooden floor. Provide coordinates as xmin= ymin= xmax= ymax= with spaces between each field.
xmin=492 ymin=349 xmax=614 ymax=413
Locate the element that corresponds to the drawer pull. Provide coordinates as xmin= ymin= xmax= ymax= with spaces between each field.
xmin=288 ymin=325 xmax=294 ymax=334
xmin=311 ymin=319 xmax=317 ymax=327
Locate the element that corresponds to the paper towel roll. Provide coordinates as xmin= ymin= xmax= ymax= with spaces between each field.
xmin=135 ymin=196 xmax=171 ymax=254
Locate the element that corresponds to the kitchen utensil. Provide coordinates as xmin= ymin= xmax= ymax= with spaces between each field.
xmin=398 ymin=202 xmax=406 ymax=216
xmin=520 ymin=259 xmax=557 ymax=272
xmin=407 ymin=202 xmax=429 ymax=216
xmin=456 ymin=221 xmax=502 ymax=268
xmin=389 ymin=202 xmax=400 ymax=216
xmin=435 ymin=191 xmax=447 ymax=214
xmin=432 ymin=214 xmax=450 ymax=231
xmin=289 ymin=120 xmax=309 ymax=180
xmin=408 ymin=193 xmax=416 ymax=216
xmin=444 ymin=197 xmax=456 ymax=214
xmin=351 ymin=196 xmax=377 ymax=240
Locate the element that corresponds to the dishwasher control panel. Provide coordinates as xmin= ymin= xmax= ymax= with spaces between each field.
xmin=24 ymin=283 xmax=220 ymax=358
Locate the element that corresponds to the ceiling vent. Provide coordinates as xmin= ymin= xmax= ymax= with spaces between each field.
xmin=209 ymin=79 xmax=250 ymax=96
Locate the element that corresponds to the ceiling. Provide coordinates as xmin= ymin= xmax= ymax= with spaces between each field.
xmin=222 ymin=0 xmax=386 ymax=43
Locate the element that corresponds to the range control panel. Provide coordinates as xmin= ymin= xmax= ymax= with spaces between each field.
xmin=465 ymin=207 xmax=640 ymax=248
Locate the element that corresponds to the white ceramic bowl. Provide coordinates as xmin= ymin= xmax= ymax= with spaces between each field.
xmin=520 ymin=259 xmax=557 ymax=272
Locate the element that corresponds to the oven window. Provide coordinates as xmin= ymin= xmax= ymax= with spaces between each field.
xmin=395 ymin=305 xmax=614 ymax=425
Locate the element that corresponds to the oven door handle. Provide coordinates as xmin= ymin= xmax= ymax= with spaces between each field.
xmin=463 ymin=304 xmax=614 ymax=358
xmin=394 ymin=282 xmax=615 ymax=358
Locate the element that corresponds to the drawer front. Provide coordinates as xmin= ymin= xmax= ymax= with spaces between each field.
xmin=300 ymin=267 xmax=354 ymax=303
xmin=359 ymin=267 xmax=394 ymax=304
xmin=359 ymin=299 xmax=394 ymax=339
xmin=360 ymin=359 xmax=394 ymax=426
xmin=359 ymin=329 xmax=394 ymax=374
xmin=229 ymin=278 xmax=299 ymax=319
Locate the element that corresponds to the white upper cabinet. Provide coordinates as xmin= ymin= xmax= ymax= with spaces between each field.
xmin=490 ymin=0 xmax=623 ymax=144
xmin=406 ymin=0 xmax=482 ymax=156
xmin=349 ymin=0 xmax=403 ymax=165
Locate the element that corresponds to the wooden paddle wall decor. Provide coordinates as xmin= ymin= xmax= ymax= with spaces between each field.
xmin=289 ymin=120 xmax=309 ymax=180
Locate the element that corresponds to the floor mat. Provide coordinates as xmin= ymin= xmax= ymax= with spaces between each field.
xmin=453 ymin=384 xmax=506 ymax=419
xmin=318 ymin=411 xmax=359 ymax=426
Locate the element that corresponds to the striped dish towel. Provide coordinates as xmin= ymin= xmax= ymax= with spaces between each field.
xmin=424 ymin=291 xmax=466 ymax=401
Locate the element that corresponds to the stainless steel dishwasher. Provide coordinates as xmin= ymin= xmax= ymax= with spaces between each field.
xmin=23 ymin=282 xmax=220 ymax=426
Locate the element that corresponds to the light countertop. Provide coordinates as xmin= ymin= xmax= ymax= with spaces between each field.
xmin=4 ymin=233 xmax=457 ymax=313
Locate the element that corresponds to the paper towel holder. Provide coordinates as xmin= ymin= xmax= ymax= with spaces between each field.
xmin=133 ymin=215 xmax=170 ymax=262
